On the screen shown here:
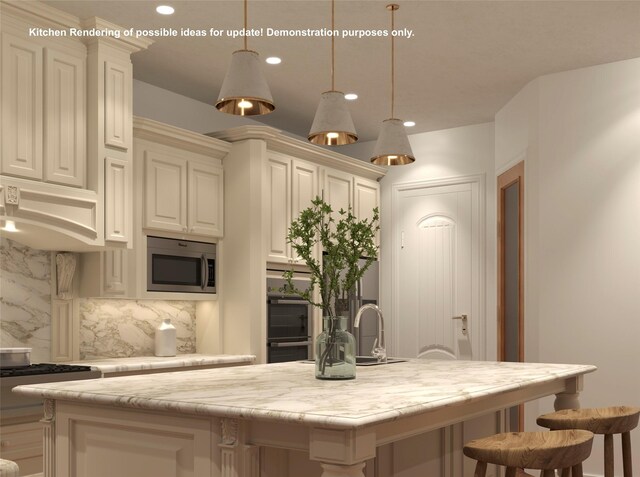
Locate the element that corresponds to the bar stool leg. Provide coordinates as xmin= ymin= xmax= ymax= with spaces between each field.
xmin=621 ymin=431 xmax=632 ymax=477
xmin=474 ymin=461 xmax=487 ymax=477
xmin=541 ymin=469 xmax=555 ymax=477
xmin=560 ymin=467 xmax=571 ymax=477
xmin=572 ymin=463 xmax=584 ymax=477
xmin=604 ymin=434 xmax=614 ymax=477
xmin=505 ymin=467 xmax=517 ymax=477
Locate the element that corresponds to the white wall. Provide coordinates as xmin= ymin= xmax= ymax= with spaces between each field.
xmin=496 ymin=58 xmax=640 ymax=477
xmin=132 ymin=80 xmax=264 ymax=133
xmin=346 ymin=122 xmax=497 ymax=359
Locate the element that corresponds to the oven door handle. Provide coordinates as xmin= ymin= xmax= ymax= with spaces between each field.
xmin=268 ymin=340 xmax=313 ymax=348
xmin=268 ymin=299 xmax=308 ymax=305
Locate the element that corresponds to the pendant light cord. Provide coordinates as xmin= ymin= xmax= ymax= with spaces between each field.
xmin=244 ymin=0 xmax=248 ymax=50
xmin=390 ymin=5 xmax=395 ymax=119
xmin=331 ymin=0 xmax=335 ymax=91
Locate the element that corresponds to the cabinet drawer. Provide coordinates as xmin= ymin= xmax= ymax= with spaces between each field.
xmin=0 ymin=421 xmax=43 ymax=461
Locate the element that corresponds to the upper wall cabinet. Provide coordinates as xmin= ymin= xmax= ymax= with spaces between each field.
xmin=0 ymin=2 xmax=151 ymax=251
xmin=265 ymin=153 xmax=319 ymax=263
xmin=135 ymin=118 xmax=229 ymax=240
xmin=1 ymin=34 xmax=86 ymax=187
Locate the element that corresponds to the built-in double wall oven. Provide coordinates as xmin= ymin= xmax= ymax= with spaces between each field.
xmin=266 ymin=275 xmax=312 ymax=363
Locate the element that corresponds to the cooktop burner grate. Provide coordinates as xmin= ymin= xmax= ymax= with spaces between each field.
xmin=0 ymin=363 xmax=93 ymax=378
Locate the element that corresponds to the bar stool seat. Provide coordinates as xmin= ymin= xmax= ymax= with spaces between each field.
xmin=0 ymin=458 xmax=20 ymax=477
xmin=537 ymin=406 xmax=640 ymax=477
xmin=464 ymin=430 xmax=594 ymax=477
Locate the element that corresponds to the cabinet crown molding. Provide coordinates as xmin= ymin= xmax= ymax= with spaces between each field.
xmin=208 ymin=126 xmax=386 ymax=181
xmin=134 ymin=117 xmax=231 ymax=160
xmin=81 ymin=17 xmax=153 ymax=52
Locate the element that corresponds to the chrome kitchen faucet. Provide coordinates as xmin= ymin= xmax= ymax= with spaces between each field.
xmin=354 ymin=304 xmax=387 ymax=363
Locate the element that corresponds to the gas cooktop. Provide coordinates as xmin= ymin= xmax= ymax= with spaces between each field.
xmin=0 ymin=363 xmax=94 ymax=378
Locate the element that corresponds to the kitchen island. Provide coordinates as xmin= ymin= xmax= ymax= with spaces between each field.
xmin=14 ymin=360 xmax=596 ymax=477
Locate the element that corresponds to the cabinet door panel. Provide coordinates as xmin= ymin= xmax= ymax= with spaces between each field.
xmin=266 ymin=156 xmax=291 ymax=263
xmin=354 ymin=176 xmax=379 ymax=222
xmin=291 ymin=160 xmax=318 ymax=262
xmin=1 ymin=33 xmax=43 ymax=179
xmin=144 ymin=151 xmax=187 ymax=232
xmin=105 ymin=157 xmax=131 ymax=242
xmin=292 ymin=160 xmax=318 ymax=219
xmin=354 ymin=176 xmax=380 ymax=246
xmin=323 ymin=168 xmax=352 ymax=215
xmin=44 ymin=48 xmax=85 ymax=187
xmin=104 ymin=61 xmax=131 ymax=150
xmin=188 ymin=162 xmax=223 ymax=237
xmin=104 ymin=249 xmax=128 ymax=295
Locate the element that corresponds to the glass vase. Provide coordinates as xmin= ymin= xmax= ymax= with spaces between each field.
xmin=315 ymin=316 xmax=356 ymax=380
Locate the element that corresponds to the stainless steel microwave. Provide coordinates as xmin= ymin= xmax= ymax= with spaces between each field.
xmin=147 ymin=236 xmax=216 ymax=294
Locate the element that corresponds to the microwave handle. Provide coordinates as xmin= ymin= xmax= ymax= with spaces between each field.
xmin=201 ymin=255 xmax=207 ymax=290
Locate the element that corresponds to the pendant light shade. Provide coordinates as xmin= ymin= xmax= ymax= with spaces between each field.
xmin=371 ymin=118 xmax=415 ymax=166
xmin=216 ymin=50 xmax=274 ymax=116
xmin=308 ymin=91 xmax=357 ymax=145
xmin=308 ymin=0 xmax=357 ymax=146
xmin=215 ymin=0 xmax=274 ymax=116
xmin=370 ymin=4 xmax=415 ymax=165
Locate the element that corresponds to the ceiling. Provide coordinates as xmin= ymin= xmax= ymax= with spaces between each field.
xmin=43 ymin=0 xmax=640 ymax=142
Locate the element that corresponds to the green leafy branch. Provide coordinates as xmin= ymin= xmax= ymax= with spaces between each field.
xmin=283 ymin=197 xmax=380 ymax=319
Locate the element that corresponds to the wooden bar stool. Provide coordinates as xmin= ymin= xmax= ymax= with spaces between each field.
xmin=463 ymin=430 xmax=594 ymax=477
xmin=537 ymin=406 xmax=640 ymax=477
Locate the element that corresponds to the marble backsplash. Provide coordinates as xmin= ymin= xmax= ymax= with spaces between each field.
xmin=0 ymin=237 xmax=52 ymax=362
xmin=78 ymin=299 xmax=196 ymax=359
xmin=1 ymin=237 xmax=197 ymax=361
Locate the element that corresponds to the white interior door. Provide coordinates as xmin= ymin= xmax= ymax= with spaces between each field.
xmin=394 ymin=181 xmax=480 ymax=360
xmin=388 ymin=177 xmax=493 ymax=477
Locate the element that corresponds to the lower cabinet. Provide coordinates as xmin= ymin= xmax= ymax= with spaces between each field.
xmin=0 ymin=420 xmax=44 ymax=475
xmin=56 ymin=404 xmax=212 ymax=477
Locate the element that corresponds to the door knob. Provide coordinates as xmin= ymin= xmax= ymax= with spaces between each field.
xmin=452 ymin=314 xmax=468 ymax=335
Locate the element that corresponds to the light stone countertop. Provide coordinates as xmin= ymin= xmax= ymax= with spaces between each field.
xmin=14 ymin=360 xmax=596 ymax=429
xmin=71 ymin=354 xmax=256 ymax=374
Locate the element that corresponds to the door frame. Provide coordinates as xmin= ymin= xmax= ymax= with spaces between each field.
xmin=390 ymin=174 xmax=486 ymax=361
xmin=497 ymin=161 xmax=525 ymax=431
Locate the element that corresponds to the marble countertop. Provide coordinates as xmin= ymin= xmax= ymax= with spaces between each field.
xmin=72 ymin=354 xmax=256 ymax=374
xmin=14 ymin=360 xmax=596 ymax=429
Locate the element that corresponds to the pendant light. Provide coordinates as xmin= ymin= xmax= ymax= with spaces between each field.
xmin=216 ymin=0 xmax=274 ymax=116
xmin=370 ymin=4 xmax=415 ymax=166
xmin=308 ymin=0 xmax=357 ymax=146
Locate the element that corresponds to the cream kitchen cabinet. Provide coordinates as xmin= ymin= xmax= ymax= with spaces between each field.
xmin=1 ymin=32 xmax=85 ymax=187
xmin=144 ymin=146 xmax=224 ymax=238
xmin=0 ymin=420 xmax=43 ymax=475
xmin=0 ymin=2 xmax=150 ymax=251
xmin=322 ymin=167 xmax=380 ymax=250
xmin=207 ymin=125 xmax=385 ymax=362
xmin=322 ymin=168 xmax=380 ymax=224
xmin=265 ymin=158 xmax=379 ymax=265
xmin=80 ymin=118 xmax=229 ymax=300
xmin=265 ymin=153 xmax=319 ymax=264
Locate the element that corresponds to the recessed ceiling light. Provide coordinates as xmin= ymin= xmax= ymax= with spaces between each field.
xmin=344 ymin=93 xmax=358 ymax=101
xmin=156 ymin=5 xmax=174 ymax=15
xmin=403 ymin=121 xmax=416 ymax=127
xmin=265 ymin=57 xmax=281 ymax=65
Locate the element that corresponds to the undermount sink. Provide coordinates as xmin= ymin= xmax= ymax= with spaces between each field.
xmin=355 ymin=356 xmax=406 ymax=366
